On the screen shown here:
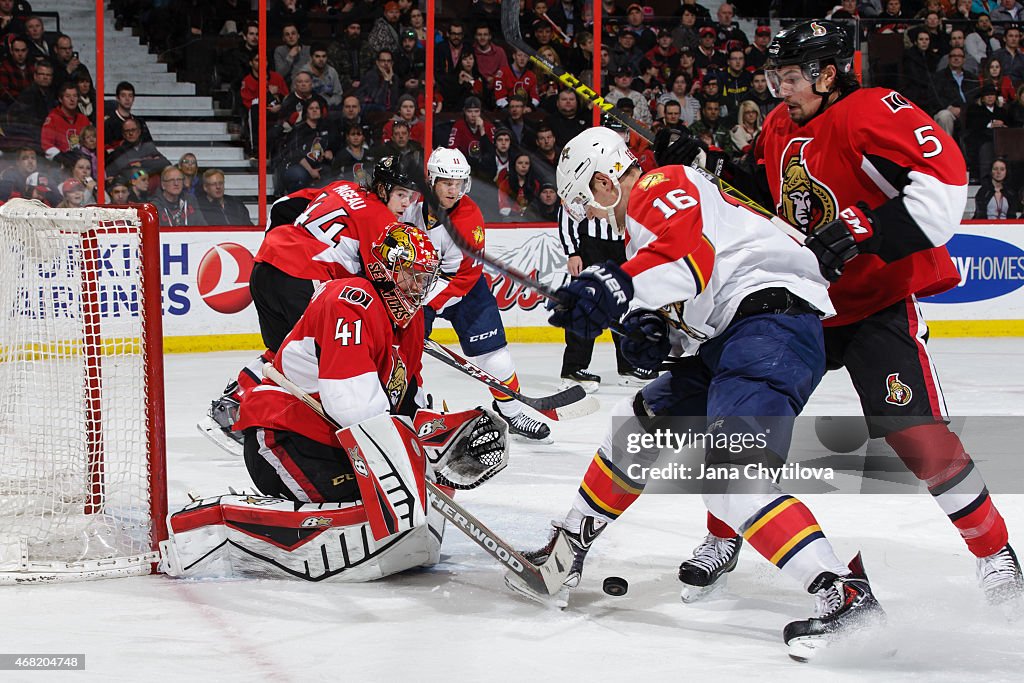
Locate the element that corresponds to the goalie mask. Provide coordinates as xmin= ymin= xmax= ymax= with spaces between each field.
xmin=427 ymin=147 xmax=472 ymax=202
xmin=367 ymin=222 xmax=441 ymax=328
xmin=556 ymin=127 xmax=637 ymax=232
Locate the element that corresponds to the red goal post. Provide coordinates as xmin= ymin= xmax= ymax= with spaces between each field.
xmin=0 ymin=200 xmax=167 ymax=583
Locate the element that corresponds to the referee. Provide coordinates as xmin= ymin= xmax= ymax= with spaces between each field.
xmin=556 ymin=204 xmax=656 ymax=391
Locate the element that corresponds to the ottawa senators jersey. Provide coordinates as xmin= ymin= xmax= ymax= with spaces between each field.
xmin=493 ymin=64 xmax=540 ymax=107
xmin=755 ymin=88 xmax=967 ymax=326
xmin=401 ymin=198 xmax=485 ymax=313
xmin=235 ymin=278 xmax=425 ymax=446
xmin=256 ymin=181 xmax=397 ymax=282
xmin=622 ymin=165 xmax=833 ymax=355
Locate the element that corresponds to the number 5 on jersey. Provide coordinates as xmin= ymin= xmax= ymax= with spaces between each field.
xmin=335 ymin=318 xmax=363 ymax=345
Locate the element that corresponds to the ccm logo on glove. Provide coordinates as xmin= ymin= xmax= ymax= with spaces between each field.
xmin=839 ymin=206 xmax=872 ymax=238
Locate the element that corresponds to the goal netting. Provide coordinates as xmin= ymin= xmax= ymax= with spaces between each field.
xmin=0 ymin=199 xmax=166 ymax=583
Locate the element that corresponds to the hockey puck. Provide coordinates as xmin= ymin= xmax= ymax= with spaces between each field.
xmin=602 ymin=576 xmax=628 ymax=596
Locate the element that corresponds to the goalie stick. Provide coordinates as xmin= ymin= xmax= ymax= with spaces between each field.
xmin=260 ymin=363 xmax=575 ymax=598
xmin=423 ymin=338 xmax=599 ymax=420
xmin=499 ymin=0 xmax=808 ymax=246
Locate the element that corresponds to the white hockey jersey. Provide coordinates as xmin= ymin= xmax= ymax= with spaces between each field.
xmin=621 ymin=165 xmax=834 ymax=355
xmin=400 ymin=198 xmax=485 ymax=313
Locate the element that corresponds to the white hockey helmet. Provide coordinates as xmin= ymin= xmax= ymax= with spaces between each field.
xmin=427 ymin=147 xmax=472 ymax=198
xmin=556 ymin=127 xmax=638 ymax=222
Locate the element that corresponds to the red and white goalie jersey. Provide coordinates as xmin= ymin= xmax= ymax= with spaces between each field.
xmin=400 ymin=198 xmax=485 ymax=313
xmin=755 ymin=88 xmax=967 ymax=326
xmin=235 ymin=278 xmax=425 ymax=446
xmin=622 ymin=165 xmax=834 ymax=354
xmin=256 ymin=181 xmax=398 ymax=282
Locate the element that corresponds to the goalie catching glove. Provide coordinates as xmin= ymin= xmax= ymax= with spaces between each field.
xmin=414 ymin=406 xmax=509 ymax=489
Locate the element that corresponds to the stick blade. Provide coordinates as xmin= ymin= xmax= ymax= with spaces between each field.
xmin=537 ymin=394 xmax=600 ymax=421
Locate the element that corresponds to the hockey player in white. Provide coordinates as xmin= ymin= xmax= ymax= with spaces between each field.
xmin=401 ymin=147 xmax=552 ymax=442
xmin=516 ymin=126 xmax=885 ymax=660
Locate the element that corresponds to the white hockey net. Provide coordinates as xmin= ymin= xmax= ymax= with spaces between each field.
xmin=0 ymin=199 xmax=166 ymax=583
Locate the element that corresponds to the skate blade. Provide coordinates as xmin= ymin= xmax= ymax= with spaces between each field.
xmin=787 ymin=622 xmax=897 ymax=663
xmin=509 ymin=432 xmax=555 ymax=445
xmin=561 ymin=378 xmax=599 ymax=394
xmin=680 ymin=574 xmax=728 ymax=604
xmin=504 ymin=571 xmax=569 ymax=609
xmin=993 ymin=591 xmax=1024 ymax=622
xmin=197 ymin=419 xmax=244 ymax=456
xmin=617 ymin=375 xmax=654 ymax=387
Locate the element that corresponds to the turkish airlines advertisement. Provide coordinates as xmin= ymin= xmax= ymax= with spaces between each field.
xmin=154 ymin=222 xmax=1024 ymax=346
xmin=157 ymin=226 xmax=569 ymax=342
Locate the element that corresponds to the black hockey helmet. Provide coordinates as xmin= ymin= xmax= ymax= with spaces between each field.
xmin=765 ymin=20 xmax=854 ymax=96
xmin=371 ymin=155 xmax=416 ymax=204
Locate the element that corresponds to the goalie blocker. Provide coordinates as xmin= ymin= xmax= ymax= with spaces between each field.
xmin=161 ymin=409 xmax=508 ymax=581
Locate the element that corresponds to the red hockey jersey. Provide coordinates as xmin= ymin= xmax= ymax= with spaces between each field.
xmin=256 ymin=181 xmax=397 ymax=281
xmin=235 ymin=278 xmax=425 ymax=446
xmin=755 ymin=88 xmax=966 ymax=327
xmin=493 ymin=64 xmax=540 ymax=107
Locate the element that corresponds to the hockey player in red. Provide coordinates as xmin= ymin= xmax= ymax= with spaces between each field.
xmin=518 ymin=127 xmax=886 ymax=660
xmin=670 ymin=20 xmax=1023 ymax=611
xmin=199 ymin=156 xmax=419 ymax=453
xmin=402 ymin=148 xmax=551 ymax=441
xmin=163 ymin=223 xmax=510 ymax=582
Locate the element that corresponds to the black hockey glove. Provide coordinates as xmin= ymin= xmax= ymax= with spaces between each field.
xmin=804 ymin=205 xmax=876 ymax=282
xmin=620 ymin=310 xmax=671 ymax=372
xmin=653 ymin=129 xmax=728 ymax=176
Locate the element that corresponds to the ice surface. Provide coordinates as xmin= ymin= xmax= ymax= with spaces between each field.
xmin=1 ymin=340 xmax=1022 ymax=681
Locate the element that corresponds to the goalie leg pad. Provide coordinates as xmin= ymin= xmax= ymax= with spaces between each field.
xmin=414 ymin=407 xmax=509 ymax=489
xmin=159 ymin=494 xmax=446 ymax=581
xmin=335 ymin=414 xmax=428 ymax=542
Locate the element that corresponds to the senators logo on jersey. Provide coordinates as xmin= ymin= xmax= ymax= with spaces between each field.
xmin=884 ymin=373 xmax=913 ymax=406
xmin=385 ymin=352 xmax=408 ymax=409
xmin=778 ymin=138 xmax=838 ymax=231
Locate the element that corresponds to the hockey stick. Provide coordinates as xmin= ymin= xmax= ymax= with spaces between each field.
xmin=499 ymin=0 xmax=808 ymax=245
xmin=540 ymin=11 xmax=573 ymax=47
xmin=423 ymin=338 xmax=599 ymax=420
xmin=261 ymin=363 xmax=575 ymax=597
xmin=410 ymin=163 xmax=648 ymax=344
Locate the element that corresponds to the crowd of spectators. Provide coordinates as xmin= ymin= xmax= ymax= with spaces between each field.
xmin=5 ymin=1 xmax=1024 ymax=222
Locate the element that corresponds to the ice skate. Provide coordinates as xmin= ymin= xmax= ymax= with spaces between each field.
xmin=783 ymin=553 xmax=887 ymax=662
xmin=678 ymin=534 xmax=742 ymax=603
xmin=561 ymin=369 xmax=601 ymax=394
xmin=618 ymin=367 xmax=658 ymax=386
xmin=493 ymin=401 xmax=552 ymax=443
xmin=505 ymin=516 xmax=606 ymax=607
xmin=197 ymin=382 xmax=244 ymax=456
xmin=977 ymin=544 xmax=1024 ymax=619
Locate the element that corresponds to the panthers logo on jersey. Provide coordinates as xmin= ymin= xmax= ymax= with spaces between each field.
xmin=777 ymin=138 xmax=838 ymax=232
